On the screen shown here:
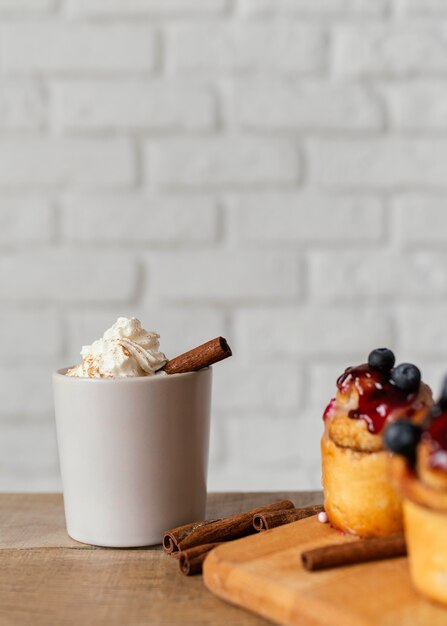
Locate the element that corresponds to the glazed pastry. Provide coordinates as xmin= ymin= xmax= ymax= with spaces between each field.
xmin=386 ymin=384 xmax=447 ymax=605
xmin=321 ymin=349 xmax=432 ymax=537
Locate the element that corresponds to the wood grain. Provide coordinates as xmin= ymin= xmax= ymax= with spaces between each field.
xmin=203 ymin=515 xmax=447 ymax=626
xmin=0 ymin=491 xmax=322 ymax=626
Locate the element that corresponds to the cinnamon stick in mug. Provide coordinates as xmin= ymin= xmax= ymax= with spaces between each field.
xmin=254 ymin=504 xmax=324 ymax=531
xmin=301 ymin=534 xmax=406 ymax=572
xmin=163 ymin=337 xmax=232 ymax=375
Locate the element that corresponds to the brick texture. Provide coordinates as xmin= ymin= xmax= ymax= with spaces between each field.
xmin=147 ymin=251 xmax=301 ymax=301
xmin=1 ymin=22 xmax=157 ymax=73
xmin=2 ymin=2 xmax=447 ymax=493
xmin=0 ymin=0 xmax=56 ymax=13
xmin=0 ymin=251 xmax=138 ymax=302
xmin=169 ymin=22 xmax=327 ymax=73
xmin=66 ymin=0 xmax=228 ymax=16
xmin=385 ymin=81 xmax=447 ymax=131
xmin=0 ymin=80 xmax=46 ymax=129
xmin=149 ymin=137 xmax=299 ymax=186
xmin=334 ymin=25 xmax=447 ymax=76
xmin=0 ymin=310 xmax=61 ymax=359
xmin=239 ymin=0 xmax=389 ymax=16
xmin=404 ymin=0 xmax=447 ymax=13
xmin=233 ymin=81 xmax=383 ymax=131
xmin=0 ymin=138 xmax=134 ymax=187
xmin=52 ymin=81 xmax=216 ymax=131
xmin=61 ymin=194 xmax=218 ymax=244
xmin=0 ymin=198 xmax=53 ymax=243
xmin=309 ymin=138 xmax=447 ymax=189
xmin=234 ymin=308 xmax=393 ymax=358
xmin=310 ymin=252 xmax=447 ymax=301
xmin=395 ymin=195 xmax=447 ymax=244
xmin=227 ymin=193 xmax=384 ymax=244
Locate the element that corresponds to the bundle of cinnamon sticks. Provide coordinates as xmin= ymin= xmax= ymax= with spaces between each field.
xmin=163 ymin=500 xmax=407 ymax=576
xmin=163 ymin=500 xmax=323 ymax=575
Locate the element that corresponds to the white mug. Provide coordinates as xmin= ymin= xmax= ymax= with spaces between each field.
xmin=53 ymin=367 xmax=212 ymax=547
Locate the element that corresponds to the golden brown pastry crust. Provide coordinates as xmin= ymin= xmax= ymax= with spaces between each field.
xmin=390 ymin=452 xmax=447 ymax=605
xmin=325 ymin=413 xmax=381 ymax=452
xmin=321 ymin=434 xmax=403 ymax=537
xmin=404 ymin=500 xmax=447 ymax=605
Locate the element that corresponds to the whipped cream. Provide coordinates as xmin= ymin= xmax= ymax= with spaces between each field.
xmin=66 ymin=317 xmax=167 ymax=378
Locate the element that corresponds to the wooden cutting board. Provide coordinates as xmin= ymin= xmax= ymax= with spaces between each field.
xmin=203 ymin=515 xmax=447 ymax=626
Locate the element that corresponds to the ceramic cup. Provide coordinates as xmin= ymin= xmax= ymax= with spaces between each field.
xmin=53 ymin=367 xmax=212 ymax=547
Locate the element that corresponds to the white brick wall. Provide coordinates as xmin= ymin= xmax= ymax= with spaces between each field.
xmin=61 ymin=195 xmax=218 ymax=243
xmin=169 ymin=22 xmax=327 ymax=73
xmin=149 ymin=137 xmax=299 ymax=186
xmin=226 ymin=193 xmax=384 ymax=244
xmin=1 ymin=22 xmax=157 ymax=73
xmin=52 ymin=80 xmax=216 ymax=132
xmin=0 ymin=80 xmax=46 ymax=129
xmin=147 ymin=251 xmax=301 ymax=301
xmin=232 ymin=81 xmax=383 ymax=131
xmin=309 ymin=138 xmax=447 ymax=189
xmin=2 ymin=0 xmax=447 ymax=493
xmin=333 ymin=25 xmax=447 ymax=76
xmin=0 ymin=138 xmax=134 ymax=187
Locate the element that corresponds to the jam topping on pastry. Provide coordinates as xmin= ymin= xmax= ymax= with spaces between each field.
xmin=323 ymin=349 xmax=428 ymax=439
xmin=332 ymin=363 xmax=418 ymax=434
xmin=337 ymin=365 xmax=416 ymax=433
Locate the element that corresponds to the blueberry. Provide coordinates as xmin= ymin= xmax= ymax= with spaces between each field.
xmin=368 ymin=348 xmax=395 ymax=372
xmin=439 ymin=376 xmax=447 ymax=409
xmin=383 ymin=420 xmax=421 ymax=461
xmin=390 ymin=363 xmax=421 ymax=393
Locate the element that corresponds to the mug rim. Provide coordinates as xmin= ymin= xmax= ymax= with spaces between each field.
xmin=53 ymin=366 xmax=211 ymax=383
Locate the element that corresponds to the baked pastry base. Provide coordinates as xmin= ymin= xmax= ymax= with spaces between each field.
xmin=321 ymin=434 xmax=403 ymax=537
xmin=404 ymin=499 xmax=447 ymax=606
xmin=390 ymin=456 xmax=447 ymax=605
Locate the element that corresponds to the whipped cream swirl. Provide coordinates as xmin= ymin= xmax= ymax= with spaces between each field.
xmin=66 ymin=317 xmax=167 ymax=378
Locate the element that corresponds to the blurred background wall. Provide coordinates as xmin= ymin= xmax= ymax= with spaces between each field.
xmin=1 ymin=0 xmax=447 ymax=491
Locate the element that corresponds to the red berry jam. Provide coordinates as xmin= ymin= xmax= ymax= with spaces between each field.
xmin=323 ymin=398 xmax=336 ymax=420
xmin=326 ymin=364 xmax=417 ymax=434
xmin=424 ymin=412 xmax=447 ymax=471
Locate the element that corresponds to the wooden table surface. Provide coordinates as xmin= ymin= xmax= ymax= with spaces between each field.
xmin=0 ymin=491 xmax=322 ymax=626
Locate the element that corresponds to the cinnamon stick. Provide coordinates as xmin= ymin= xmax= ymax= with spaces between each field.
xmin=163 ymin=519 xmax=221 ymax=554
xmin=164 ymin=499 xmax=294 ymax=553
xmin=301 ymin=534 xmax=406 ymax=572
xmin=253 ymin=505 xmax=324 ymax=531
xmin=178 ymin=543 xmax=221 ymax=576
xmin=163 ymin=337 xmax=232 ymax=375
